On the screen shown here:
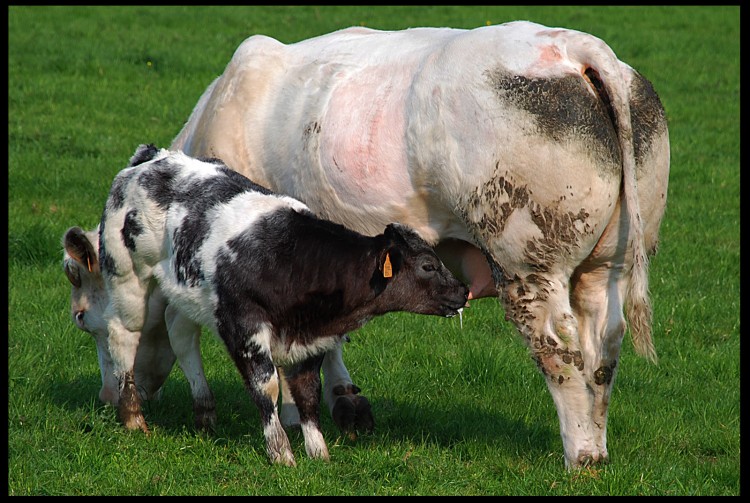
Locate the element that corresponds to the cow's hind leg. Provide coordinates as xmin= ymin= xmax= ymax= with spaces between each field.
xmin=221 ymin=322 xmax=295 ymax=466
xmin=322 ymin=336 xmax=374 ymax=438
xmin=164 ymin=305 xmax=216 ymax=431
xmin=569 ymin=259 xmax=630 ymax=465
xmin=283 ymin=354 xmax=330 ymax=460
xmin=499 ymin=272 xmax=603 ymax=469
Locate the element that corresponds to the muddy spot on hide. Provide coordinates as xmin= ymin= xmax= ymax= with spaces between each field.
xmin=484 ymin=67 xmax=620 ymax=175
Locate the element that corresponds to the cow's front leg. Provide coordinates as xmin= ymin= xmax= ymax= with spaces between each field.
xmin=283 ymin=354 xmax=329 ymax=460
xmin=164 ymin=305 xmax=216 ymax=431
xmin=322 ymin=336 xmax=374 ymax=438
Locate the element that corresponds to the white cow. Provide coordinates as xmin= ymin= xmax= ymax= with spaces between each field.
xmin=65 ymin=21 xmax=669 ymax=469
xmin=171 ymin=21 xmax=670 ymax=468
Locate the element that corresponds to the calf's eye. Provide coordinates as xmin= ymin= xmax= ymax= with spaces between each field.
xmin=75 ymin=310 xmax=85 ymax=327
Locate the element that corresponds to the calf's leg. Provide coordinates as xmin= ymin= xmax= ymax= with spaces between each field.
xmin=283 ymin=354 xmax=329 ymax=460
xmin=221 ymin=322 xmax=295 ymax=466
xmin=164 ymin=305 xmax=216 ymax=431
xmin=105 ymin=278 xmax=150 ymax=433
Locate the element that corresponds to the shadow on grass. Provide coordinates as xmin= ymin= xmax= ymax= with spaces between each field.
xmin=48 ymin=370 xmax=557 ymax=460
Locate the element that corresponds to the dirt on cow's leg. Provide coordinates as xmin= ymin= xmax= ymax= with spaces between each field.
xmin=499 ymin=273 xmax=606 ymax=469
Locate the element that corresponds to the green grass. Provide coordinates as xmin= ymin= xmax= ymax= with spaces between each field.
xmin=8 ymin=5 xmax=740 ymax=496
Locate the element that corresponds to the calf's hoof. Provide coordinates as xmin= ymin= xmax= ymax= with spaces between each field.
xmin=331 ymin=384 xmax=374 ymax=439
xmin=194 ymin=405 xmax=217 ymax=432
xmin=269 ymin=447 xmax=297 ymax=467
xmin=120 ymin=408 xmax=150 ymax=434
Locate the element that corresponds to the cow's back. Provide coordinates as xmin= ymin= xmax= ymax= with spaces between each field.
xmin=172 ymin=22 xmax=667 ymax=252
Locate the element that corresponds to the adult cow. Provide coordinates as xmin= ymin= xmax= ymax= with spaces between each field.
xmin=128 ymin=20 xmax=669 ymax=469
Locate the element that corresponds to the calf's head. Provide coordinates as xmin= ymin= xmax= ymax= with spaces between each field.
xmin=373 ymin=223 xmax=469 ymax=317
xmin=62 ymin=226 xmax=174 ymax=404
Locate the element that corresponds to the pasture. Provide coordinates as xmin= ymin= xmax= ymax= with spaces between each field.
xmin=8 ymin=5 xmax=739 ymax=495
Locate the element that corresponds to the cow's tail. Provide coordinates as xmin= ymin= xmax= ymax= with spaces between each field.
xmin=571 ymin=38 xmax=657 ymax=363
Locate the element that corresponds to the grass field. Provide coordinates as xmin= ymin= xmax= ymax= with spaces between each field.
xmin=8 ymin=5 xmax=740 ymax=496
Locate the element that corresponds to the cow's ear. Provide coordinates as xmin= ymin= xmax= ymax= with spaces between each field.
xmin=62 ymin=227 xmax=99 ymax=286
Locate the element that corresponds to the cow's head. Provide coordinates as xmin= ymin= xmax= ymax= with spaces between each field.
xmin=373 ymin=223 xmax=469 ymax=318
xmin=62 ymin=226 xmax=175 ymax=404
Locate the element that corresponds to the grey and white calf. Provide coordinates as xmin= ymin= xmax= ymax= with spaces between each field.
xmin=63 ymin=226 xmax=211 ymax=426
xmin=96 ymin=144 xmax=468 ymax=465
xmin=63 ymin=226 xmax=366 ymax=433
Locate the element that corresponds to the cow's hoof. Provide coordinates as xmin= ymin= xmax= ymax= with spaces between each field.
xmin=569 ymin=451 xmax=610 ymax=469
xmin=331 ymin=384 xmax=374 ymax=439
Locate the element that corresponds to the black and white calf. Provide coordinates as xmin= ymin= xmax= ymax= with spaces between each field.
xmin=98 ymin=144 xmax=469 ymax=466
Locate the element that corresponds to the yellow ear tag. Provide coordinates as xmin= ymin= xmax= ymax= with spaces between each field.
xmin=383 ymin=253 xmax=393 ymax=278
xmin=86 ymin=256 xmax=93 ymax=273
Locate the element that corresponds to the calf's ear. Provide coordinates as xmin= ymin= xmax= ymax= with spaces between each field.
xmin=62 ymin=227 xmax=99 ymax=287
xmin=377 ymin=246 xmax=403 ymax=278
xmin=128 ymin=143 xmax=160 ymax=167
xmin=384 ymin=223 xmax=407 ymax=246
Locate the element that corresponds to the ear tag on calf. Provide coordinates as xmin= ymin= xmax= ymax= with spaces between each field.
xmin=86 ymin=256 xmax=92 ymax=273
xmin=383 ymin=253 xmax=393 ymax=278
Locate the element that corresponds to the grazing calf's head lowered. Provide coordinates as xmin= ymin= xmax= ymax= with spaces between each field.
xmin=98 ymin=144 xmax=468 ymax=466
xmin=62 ymin=226 xmax=176 ymax=406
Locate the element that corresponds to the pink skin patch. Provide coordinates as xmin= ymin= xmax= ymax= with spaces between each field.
xmin=321 ymin=70 xmax=410 ymax=206
xmin=537 ymin=44 xmax=563 ymax=64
